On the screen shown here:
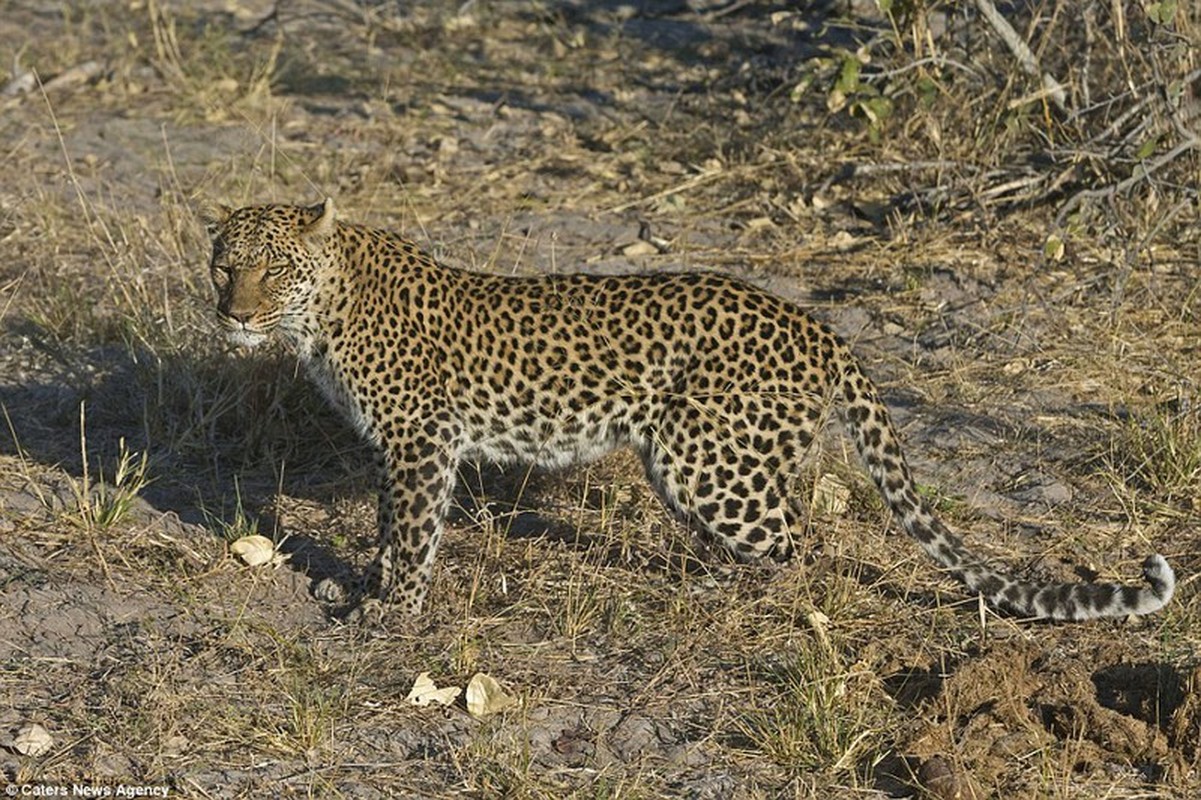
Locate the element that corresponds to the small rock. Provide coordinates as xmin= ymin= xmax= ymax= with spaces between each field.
xmin=230 ymin=534 xmax=282 ymax=567
xmin=621 ymin=240 xmax=659 ymax=257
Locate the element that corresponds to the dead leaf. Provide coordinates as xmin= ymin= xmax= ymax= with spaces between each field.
xmin=813 ymin=473 xmax=850 ymax=517
xmin=230 ymin=535 xmax=278 ymax=567
xmin=807 ymin=610 xmax=834 ymax=655
xmin=406 ymin=672 xmax=461 ymax=707
xmin=13 ymin=723 xmax=52 ymax=756
xmin=1044 ymin=234 xmax=1066 ymax=262
xmin=829 ymin=230 xmax=860 ymax=251
xmin=744 ymin=216 xmax=776 ymax=232
xmin=466 ymin=672 xmax=517 ymax=717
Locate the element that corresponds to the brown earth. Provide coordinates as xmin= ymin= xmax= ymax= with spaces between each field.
xmin=0 ymin=1 xmax=1198 ymax=797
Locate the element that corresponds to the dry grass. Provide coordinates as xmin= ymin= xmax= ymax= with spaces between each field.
xmin=0 ymin=0 xmax=1197 ymax=797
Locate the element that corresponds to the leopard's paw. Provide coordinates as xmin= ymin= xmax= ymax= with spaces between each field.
xmin=344 ymin=597 xmax=386 ymax=627
xmin=314 ymin=576 xmax=348 ymax=604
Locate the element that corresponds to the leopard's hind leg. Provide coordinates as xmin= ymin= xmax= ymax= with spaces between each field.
xmin=637 ymin=392 xmax=824 ymax=560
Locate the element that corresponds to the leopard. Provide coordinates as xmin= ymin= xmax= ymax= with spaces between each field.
xmin=202 ymin=198 xmax=1175 ymax=622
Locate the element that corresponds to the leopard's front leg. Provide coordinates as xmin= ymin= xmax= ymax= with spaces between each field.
xmin=360 ymin=426 xmax=458 ymax=617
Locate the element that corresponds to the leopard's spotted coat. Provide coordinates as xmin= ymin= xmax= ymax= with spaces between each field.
xmin=204 ymin=199 xmax=1175 ymax=622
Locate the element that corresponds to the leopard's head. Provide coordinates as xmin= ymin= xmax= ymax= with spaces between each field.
xmin=201 ymin=199 xmax=338 ymax=347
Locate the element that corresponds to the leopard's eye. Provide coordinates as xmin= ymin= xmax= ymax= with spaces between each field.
xmin=265 ymin=262 xmax=288 ymax=278
xmin=211 ymin=264 xmax=232 ymax=283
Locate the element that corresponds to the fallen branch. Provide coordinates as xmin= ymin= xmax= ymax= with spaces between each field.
xmin=818 ymin=159 xmax=972 ymax=193
xmin=973 ymin=0 xmax=1067 ymax=112
xmin=1054 ymin=136 xmax=1201 ymax=227
xmin=1 ymin=60 xmax=106 ymax=110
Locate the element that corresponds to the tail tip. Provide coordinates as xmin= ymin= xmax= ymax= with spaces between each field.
xmin=1141 ymin=553 xmax=1175 ymax=605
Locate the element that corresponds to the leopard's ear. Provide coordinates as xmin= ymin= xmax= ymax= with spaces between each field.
xmin=303 ymin=197 xmax=337 ymax=245
xmin=197 ymin=199 xmax=233 ymax=237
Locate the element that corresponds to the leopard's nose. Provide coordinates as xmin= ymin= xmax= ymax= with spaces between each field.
xmin=222 ymin=300 xmax=257 ymax=321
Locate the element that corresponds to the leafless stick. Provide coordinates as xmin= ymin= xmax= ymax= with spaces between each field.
xmin=979 ymin=174 xmax=1044 ymax=201
xmin=1054 ymin=136 xmax=1201 ymax=227
xmin=862 ymin=56 xmax=984 ymax=81
xmin=973 ymin=0 xmax=1067 ymax=111
xmin=818 ymin=160 xmax=972 ymax=193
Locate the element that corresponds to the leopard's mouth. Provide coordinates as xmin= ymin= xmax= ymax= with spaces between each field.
xmin=217 ymin=315 xmax=271 ymax=348
xmin=224 ymin=328 xmax=269 ymax=348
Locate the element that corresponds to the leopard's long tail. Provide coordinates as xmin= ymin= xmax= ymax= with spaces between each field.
xmin=837 ymin=352 xmax=1174 ymax=621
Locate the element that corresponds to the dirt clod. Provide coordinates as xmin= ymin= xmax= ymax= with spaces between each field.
xmin=916 ymin=754 xmax=983 ymax=800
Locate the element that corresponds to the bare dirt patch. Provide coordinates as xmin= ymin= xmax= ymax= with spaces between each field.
xmin=0 ymin=1 xmax=1198 ymax=797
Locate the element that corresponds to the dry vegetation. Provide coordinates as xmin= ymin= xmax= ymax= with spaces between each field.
xmin=0 ymin=0 xmax=1198 ymax=796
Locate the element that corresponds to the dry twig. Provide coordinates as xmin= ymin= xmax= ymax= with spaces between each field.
xmin=1054 ymin=135 xmax=1201 ymax=228
xmin=973 ymin=0 xmax=1067 ymax=111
